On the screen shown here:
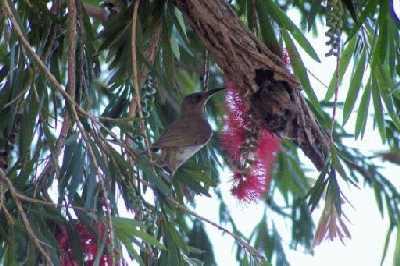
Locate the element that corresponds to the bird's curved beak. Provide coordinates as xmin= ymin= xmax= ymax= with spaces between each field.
xmin=206 ymin=87 xmax=225 ymax=97
xmin=199 ymin=87 xmax=225 ymax=107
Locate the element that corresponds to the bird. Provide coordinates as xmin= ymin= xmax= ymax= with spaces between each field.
xmin=151 ymin=87 xmax=225 ymax=177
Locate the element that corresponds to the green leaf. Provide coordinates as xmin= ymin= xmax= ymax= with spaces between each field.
xmin=124 ymin=241 xmax=145 ymax=265
xmin=373 ymin=184 xmax=384 ymax=217
xmin=308 ymin=163 xmax=330 ymax=212
xmin=161 ymin=24 xmax=176 ymax=88
xmin=371 ymin=79 xmax=386 ymax=142
xmin=282 ymin=30 xmax=319 ymax=106
xmin=246 ymin=0 xmax=256 ymax=32
xmin=374 ymin=1 xmax=389 ymax=65
xmin=393 ymin=223 xmax=400 ymax=266
xmin=260 ymin=259 xmax=273 ymax=266
xmin=331 ymin=151 xmax=346 ymax=182
xmin=325 ymin=35 xmax=357 ymax=101
xmin=187 ymin=221 xmax=216 ymax=265
xmin=342 ymin=49 xmax=367 ymax=125
xmin=355 ymin=80 xmax=372 ymax=139
xmin=19 ymin=87 xmax=39 ymax=161
xmin=163 ymin=221 xmax=188 ymax=252
xmin=256 ymin=0 xmax=281 ymax=56
xmin=174 ymin=8 xmax=187 ymax=39
xmin=170 ymin=29 xmax=181 ymax=60
xmin=81 ymin=0 xmax=102 ymax=5
xmin=263 ymin=0 xmax=320 ymax=62
xmin=380 ymin=226 xmax=393 ymax=266
xmin=4 ymin=248 xmax=18 ymax=266
xmin=68 ymin=141 xmax=85 ymax=193
xmin=59 ymin=135 xmax=81 ymax=197
xmin=373 ymin=66 xmax=400 ymax=131
xmin=347 ymin=0 xmax=378 ymax=40
xmin=113 ymin=217 xmax=165 ymax=250
xmin=136 ymin=156 xmax=172 ymax=196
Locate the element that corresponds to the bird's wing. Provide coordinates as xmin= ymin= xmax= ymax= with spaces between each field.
xmin=151 ymin=117 xmax=211 ymax=148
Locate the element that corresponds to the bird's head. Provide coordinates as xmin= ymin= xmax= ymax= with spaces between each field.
xmin=180 ymin=87 xmax=225 ymax=115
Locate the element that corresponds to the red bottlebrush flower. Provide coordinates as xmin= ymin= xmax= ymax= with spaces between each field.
xmin=220 ymin=127 xmax=245 ymax=162
xmin=56 ymin=221 xmax=117 ymax=266
xmin=231 ymin=172 xmax=266 ymax=202
xmin=256 ymin=129 xmax=280 ymax=174
xmin=221 ymin=81 xmax=281 ymax=202
xmin=220 ymin=82 xmax=248 ymax=161
xmin=231 ymin=131 xmax=280 ymax=202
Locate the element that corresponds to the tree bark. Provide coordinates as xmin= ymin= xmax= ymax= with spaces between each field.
xmin=173 ymin=0 xmax=330 ymax=170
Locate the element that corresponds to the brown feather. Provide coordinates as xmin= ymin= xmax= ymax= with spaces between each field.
xmin=152 ymin=116 xmax=212 ymax=149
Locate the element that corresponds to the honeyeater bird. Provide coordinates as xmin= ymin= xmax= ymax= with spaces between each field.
xmin=151 ymin=87 xmax=225 ymax=176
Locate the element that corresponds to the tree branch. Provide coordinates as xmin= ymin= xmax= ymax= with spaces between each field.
xmin=167 ymin=197 xmax=266 ymax=261
xmin=67 ymin=0 xmax=77 ymax=101
xmin=0 ymin=169 xmax=53 ymax=265
xmin=173 ymin=0 xmax=331 ymax=170
xmin=129 ymin=0 xmax=151 ymax=155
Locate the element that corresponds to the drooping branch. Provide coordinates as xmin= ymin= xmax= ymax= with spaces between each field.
xmin=173 ymin=0 xmax=330 ymax=170
xmin=0 ymin=169 xmax=53 ymax=265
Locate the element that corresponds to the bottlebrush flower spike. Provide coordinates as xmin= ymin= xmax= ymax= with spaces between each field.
xmin=256 ymin=129 xmax=281 ymax=174
xmin=56 ymin=222 xmax=118 ymax=266
xmin=220 ymin=82 xmax=249 ymax=162
xmin=231 ymin=130 xmax=280 ymax=202
xmin=221 ymin=81 xmax=280 ymax=201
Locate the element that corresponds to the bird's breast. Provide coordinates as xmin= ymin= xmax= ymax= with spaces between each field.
xmin=176 ymin=144 xmax=206 ymax=163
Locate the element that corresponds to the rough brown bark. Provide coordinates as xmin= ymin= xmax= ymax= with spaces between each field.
xmin=173 ymin=0 xmax=330 ymax=170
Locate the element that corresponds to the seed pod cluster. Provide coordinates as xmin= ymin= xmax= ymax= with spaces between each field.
xmin=140 ymin=75 xmax=157 ymax=119
xmin=325 ymin=0 xmax=343 ymax=57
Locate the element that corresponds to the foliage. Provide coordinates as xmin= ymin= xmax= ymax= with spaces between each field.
xmin=0 ymin=0 xmax=399 ymax=265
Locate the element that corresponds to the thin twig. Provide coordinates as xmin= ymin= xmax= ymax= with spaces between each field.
xmin=2 ymin=86 xmax=30 ymax=109
xmin=167 ymin=197 xmax=266 ymax=261
xmin=67 ymin=0 xmax=77 ymax=101
xmin=11 ymin=188 xmax=99 ymax=214
xmin=51 ymin=0 xmax=77 ymax=168
xmin=307 ymin=69 xmax=329 ymax=89
xmin=251 ymin=0 xmax=258 ymax=34
xmin=330 ymin=39 xmax=341 ymax=138
xmin=0 ymin=169 xmax=53 ymax=265
xmin=129 ymin=0 xmax=151 ymax=155
xmin=0 ymin=182 xmax=14 ymax=225
xmin=42 ymin=24 xmax=58 ymax=62
xmin=202 ymin=50 xmax=209 ymax=91
xmin=129 ymin=0 xmax=141 ymax=118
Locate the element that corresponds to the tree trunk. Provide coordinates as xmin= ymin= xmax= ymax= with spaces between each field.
xmin=174 ymin=0 xmax=331 ymax=170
